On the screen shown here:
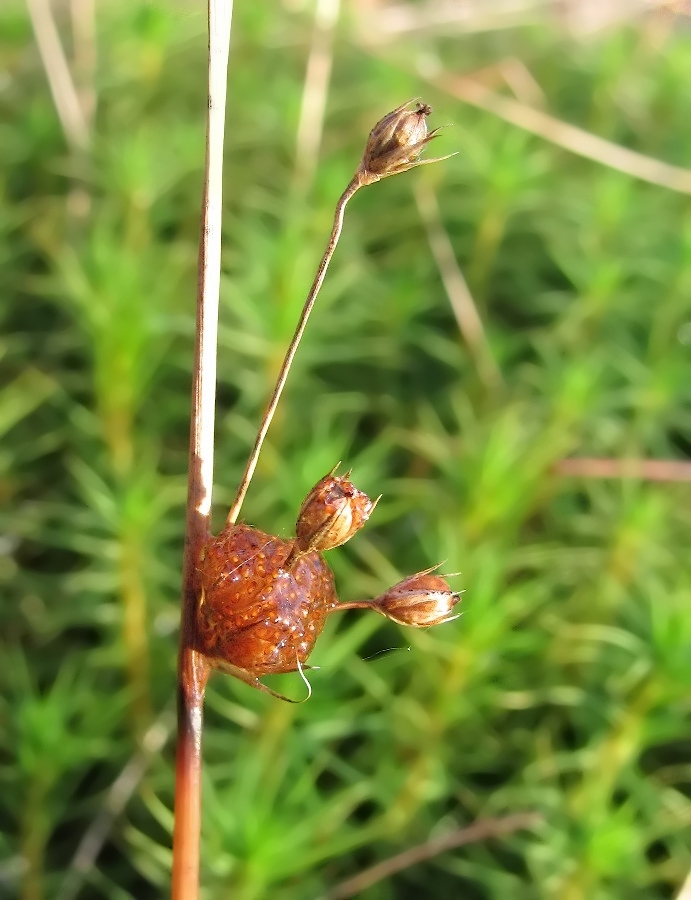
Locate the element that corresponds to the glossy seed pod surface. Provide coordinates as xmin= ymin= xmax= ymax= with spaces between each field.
xmin=198 ymin=524 xmax=339 ymax=675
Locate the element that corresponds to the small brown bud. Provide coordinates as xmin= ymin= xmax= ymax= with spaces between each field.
xmin=371 ymin=566 xmax=461 ymax=627
xmin=357 ymin=99 xmax=453 ymax=184
xmin=295 ymin=466 xmax=377 ymax=553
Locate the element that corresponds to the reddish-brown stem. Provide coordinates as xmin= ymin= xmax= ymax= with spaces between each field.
xmin=172 ymin=641 xmax=208 ymax=900
xmin=172 ymin=1 xmax=231 ymax=897
xmin=226 ymin=173 xmax=364 ymax=527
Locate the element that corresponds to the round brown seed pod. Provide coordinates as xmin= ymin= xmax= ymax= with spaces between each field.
xmin=371 ymin=567 xmax=461 ymax=627
xmin=198 ymin=524 xmax=339 ymax=676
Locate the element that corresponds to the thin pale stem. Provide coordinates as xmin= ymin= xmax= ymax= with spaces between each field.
xmin=172 ymin=1 xmax=232 ymax=898
xmin=331 ymin=600 xmax=377 ymax=612
xmin=226 ymin=173 xmax=363 ymax=527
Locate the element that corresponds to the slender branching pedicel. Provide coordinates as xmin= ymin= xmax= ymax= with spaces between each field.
xmin=225 ymin=100 xmax=452 ymax=527
xmin=201 ymin=101 xmax=456 ymax=699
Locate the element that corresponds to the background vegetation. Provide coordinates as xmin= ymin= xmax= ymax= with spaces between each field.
xmin=2 ymin=1 xmax=691 ymax=898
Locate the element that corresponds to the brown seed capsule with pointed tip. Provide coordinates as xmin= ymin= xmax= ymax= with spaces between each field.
xmin=371 ymin=566 xmax=461 ymax=627
xmin=198 ymin=524 xmax=339 ymax=677
xmin=295 ymin=467 xmax=376 ymax=553
xmin=357 ymin=99 xmax=452 ymax=183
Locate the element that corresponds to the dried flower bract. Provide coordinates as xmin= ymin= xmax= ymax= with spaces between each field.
xmin=370 ymin=566 xmax=461 ymax=627
xmin=296 ymin=466 xmax=377 ymax=553
xmin=357 ymin=99 xmax=453 ymax=184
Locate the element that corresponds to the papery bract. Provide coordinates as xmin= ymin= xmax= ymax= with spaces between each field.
xmin=295 ymin=468 xmax=375 ymax=553
xmin=357 ymin=99 xmax=452 ymax=183
xmin=371 ymin=567 xmax=461 ymax=627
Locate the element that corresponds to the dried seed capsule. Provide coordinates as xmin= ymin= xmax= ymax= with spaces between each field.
xmin=198 ymin=524 xmax=339 ymax=676
xmin=295 ymin=467 xmax=376 ymax=553
xmin=357 ymin=99 xmax=452 ymax=183
xmin=371 ymin=567 xmax=461 ymax=627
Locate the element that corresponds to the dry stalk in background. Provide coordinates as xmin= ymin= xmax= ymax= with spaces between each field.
xmin=294 ymin=0 xmax=341 ymax=191
xmin=322 ymin=812 xmax=542 ymax=899
xmin=555 ymin=457 xmax=691 ymax=482
xmin=428 ymin=69 xmax=691 ymax=194
xmin=26 ymin=0 xmax=90 ymax=152
xmin=414 ymin=180 xmax=502 ymax=390
xmin=69 ymin=0 xmax=98 ymax=127
xmin=677 ymin=866 xmax=691 ymax=900
xmin=57 ymin=710 xmax=173 ymax=900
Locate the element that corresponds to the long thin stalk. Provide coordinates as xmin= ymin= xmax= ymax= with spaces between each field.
xmin=226 ymin=173 xmax=363 ymax=527
xmin=171 ymin=2 xmax=232 ymax=898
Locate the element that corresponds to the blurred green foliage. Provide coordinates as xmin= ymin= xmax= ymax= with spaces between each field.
xmin=1 ymin=1 xmax=691 ymax=898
